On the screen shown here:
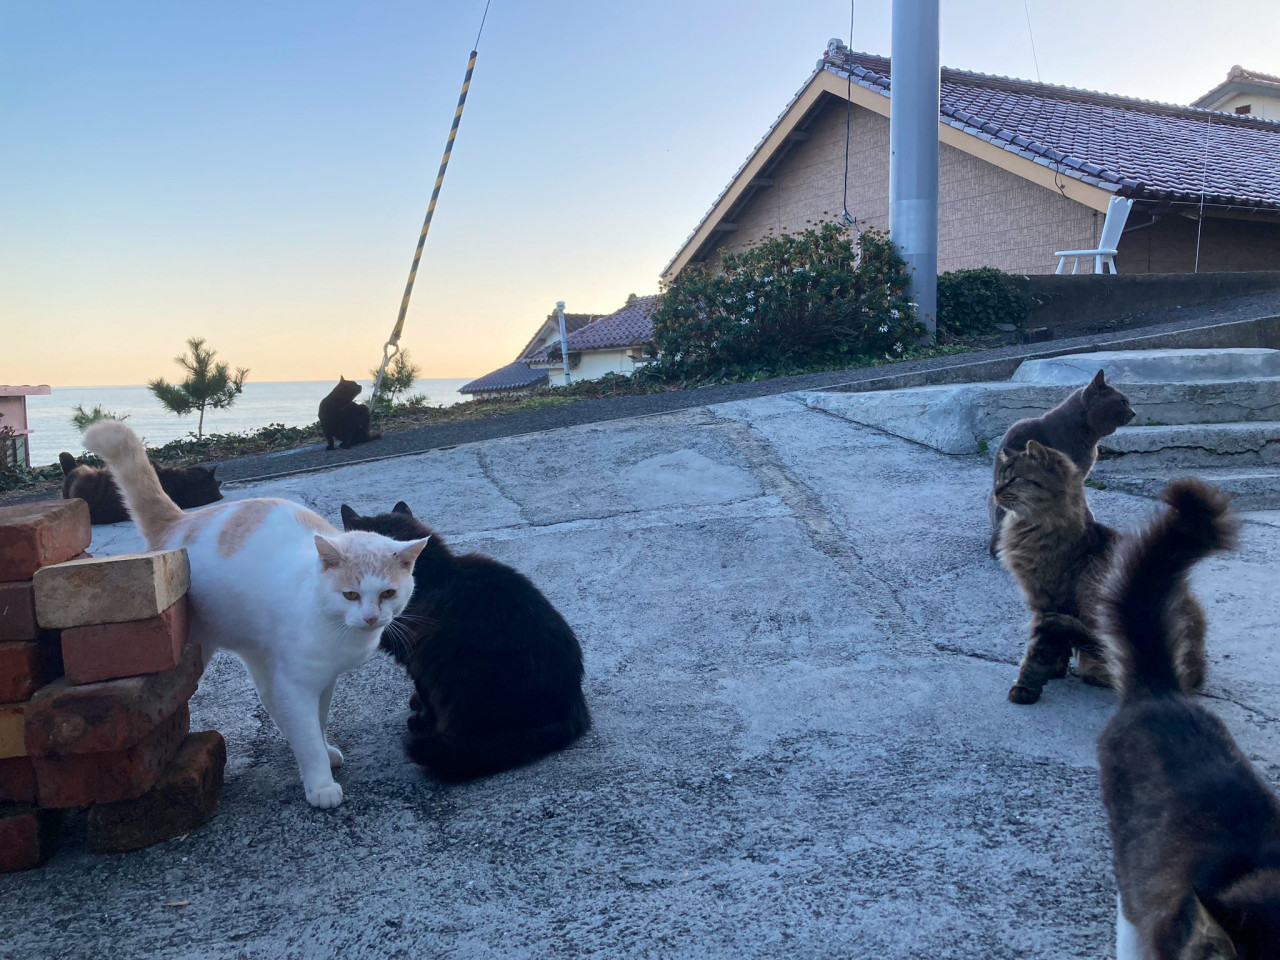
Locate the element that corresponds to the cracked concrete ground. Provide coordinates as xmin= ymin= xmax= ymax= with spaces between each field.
xmin=3 ymin=393 xmax=1278 ymax=960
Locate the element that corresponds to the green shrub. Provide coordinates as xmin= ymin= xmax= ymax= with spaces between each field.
xmin=936 ymin=267 xmax=1031 ymax=338
xmin=648 ymin=224 xmax=921 ymax=383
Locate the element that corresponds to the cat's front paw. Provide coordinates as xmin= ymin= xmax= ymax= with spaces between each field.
xmin=1008 ymin=683 xmax=1042 ymax=705
xmin=327 ymin=744 xmax=344 ymax=768
xmin=306 ymin=782 xmax=344 ymax=809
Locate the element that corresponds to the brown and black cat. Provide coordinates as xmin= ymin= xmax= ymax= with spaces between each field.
xmin=988 ymin=369 xmax=1135 ymax=555
xmin=341 ymin=501 xmax=591 ymax=782
xmin=59 ymin=452 xmax=222 ymax=525
xmin=994 ymin=440 xmax=1209 ymax=705
xmin=1097 ymin=479 xmax=1280 ymax=959
xmin=318 ymin=377 xmax=380 ymax=451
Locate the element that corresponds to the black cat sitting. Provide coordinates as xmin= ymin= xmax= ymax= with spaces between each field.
xmin=60 ymin=452 xmax=222 ymax=525
xmin=341 ymin=501 xmax=591 ymax=782
xmin=319 ymin=376 xmax=380 ymax=450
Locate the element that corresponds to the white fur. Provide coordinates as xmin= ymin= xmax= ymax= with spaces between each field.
xmin=156 ymin=501 xmax=425 ymax=808
xmin=1116 ymin=894 xmax=1142 ymax=960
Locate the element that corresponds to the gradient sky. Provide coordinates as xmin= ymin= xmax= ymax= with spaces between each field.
xmin=3 ymin=1 xmax=1277 ymax=386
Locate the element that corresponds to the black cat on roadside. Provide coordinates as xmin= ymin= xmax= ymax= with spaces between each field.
xmin=318 ymin=376 xmax=380 ymax=451
xmin=59 ymin=452 xmax=222 ymax=525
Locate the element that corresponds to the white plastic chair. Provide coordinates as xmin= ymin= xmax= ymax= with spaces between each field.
xmin=1054 ymin=195 xmax=1134 ymax=274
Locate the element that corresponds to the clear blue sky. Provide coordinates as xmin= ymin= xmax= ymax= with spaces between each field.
xmin=3 ymin=1 xmax=1276 ymax=384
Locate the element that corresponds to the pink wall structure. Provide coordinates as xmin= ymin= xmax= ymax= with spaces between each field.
xmin=1 ymin=385 xmax=52 ymax=469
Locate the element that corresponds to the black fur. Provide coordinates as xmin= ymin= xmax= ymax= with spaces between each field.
xmin=318 ymin=377 xmax=380 ymax=451
xmin=342 ymin=501 xmax=591 ymax=782
xmin=1097 ymin=480 xmax=1280 ymax=957
xmin=988 ymin=369 xmax=1135 ymax=555
xmin=60 ymin=452 xmax=221 ymax=525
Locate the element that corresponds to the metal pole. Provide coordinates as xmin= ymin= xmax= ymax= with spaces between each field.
xmin=556 ymin=301 xmax=571 ymax=386
xmin=889 ymin=0 xmax=940 ymax=342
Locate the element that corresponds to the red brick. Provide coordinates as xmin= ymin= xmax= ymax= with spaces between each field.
xmin=0 ymin=805 xmax=62 ymax=873
xmin=34 ymin=549 xmax=189 ymax=630
xmin=0 ymin=636 xmax=62 ymax=704
xmin=61 ymin=596 xmax=188 ymax=686
xmin=33 ymin=705 xmax=190 ymax=808
xmin=87 ymin=730 xmax=226 ymax=853
xmin=0 ymin=756 xmax=37 ymax=804
xmin=0 ymin=500 xmax=91 ymax=583
xmin=24 ymin=642 xmax=202 ymax=757
xmin=0 ymin=581 xmax=38 ymax=641
xmin=0 ymin=702 xmax=26 ymax=759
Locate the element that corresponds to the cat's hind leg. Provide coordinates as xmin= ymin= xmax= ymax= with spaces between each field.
xmin=319 ymin=679 xmax=343 ymax=768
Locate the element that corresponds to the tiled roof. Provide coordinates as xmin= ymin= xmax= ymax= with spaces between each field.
xmin=514 ymin=313 xmax=599 ymax=362
xmin=458 ymin=362 xmax=548 ymax=395
xmin=530 ymin=295 xmax=660 ymax=361
xmin=822 ymin=44 xmax=1280 ymax=209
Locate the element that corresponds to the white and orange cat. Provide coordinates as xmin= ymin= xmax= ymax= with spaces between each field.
xmin=85 ymin=421 xmax=428 ymax=809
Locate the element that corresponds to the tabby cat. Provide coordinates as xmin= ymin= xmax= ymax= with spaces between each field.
xmin=993 ymin=440 xmax=1124 ymax=703
xmin=988 ymin=369 xmax=1134 ymax=555
xmin=1097 ymin=479 xmax=1280 ymax=959
xmin=341 ymin=501 xmax=591 ymax=782
xmin=60 ymin=451 xmax=222 ymax=525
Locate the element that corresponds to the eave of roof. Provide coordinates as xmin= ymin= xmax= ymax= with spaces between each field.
xmin=458 ymin=362 xmax=548 ymax=394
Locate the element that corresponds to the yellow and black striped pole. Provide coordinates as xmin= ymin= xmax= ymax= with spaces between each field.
xmin=370 ymin=44 xmax=481 ymax=411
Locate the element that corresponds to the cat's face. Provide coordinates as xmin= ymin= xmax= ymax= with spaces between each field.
xmin=1082 ymin=370 xmax=1135 ymax=434
xmin=993 ymin=440 xmax=1079 ymax=515
xmin=313 ymin=531 xmax=428 ymax=631
xmin=332 ymin=376 xmax=362 ymax=402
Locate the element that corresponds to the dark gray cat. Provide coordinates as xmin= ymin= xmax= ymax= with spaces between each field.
xmin=988 ymin=369 xmax=1134 ymax=555
xmin=1097 ymin=478 xmax=1280 ymax=958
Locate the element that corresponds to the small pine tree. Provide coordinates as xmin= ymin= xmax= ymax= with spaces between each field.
xmin=69 ymin=404 xmax=126 ymax=431
xmin=149 ymin=337 xmax=249 ymax=439
xmin=369 ymin=350 xmax=420 ymax=413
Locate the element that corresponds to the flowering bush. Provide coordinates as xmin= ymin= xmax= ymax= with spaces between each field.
xmin=646 ymin=224 xmax=920 ymax=383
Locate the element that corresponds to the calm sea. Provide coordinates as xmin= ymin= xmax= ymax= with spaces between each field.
xmin=24 ymin=379 xmax=473 ymax=466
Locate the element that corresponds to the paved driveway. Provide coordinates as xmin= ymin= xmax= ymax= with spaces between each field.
xmin=4 ymin=393 xmax=1278 ymax=959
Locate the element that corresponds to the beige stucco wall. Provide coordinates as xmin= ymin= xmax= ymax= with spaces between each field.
xmin=710 ymin=97 xmax=1103 ymax=275
xmin=1211 ymin=92 xmax=1280 ymax=122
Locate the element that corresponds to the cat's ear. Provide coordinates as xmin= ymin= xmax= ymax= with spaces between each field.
xmin=996 ymin=447 xmax=1013 ymax=464
xmin=392 ymin=501 xmax=412 ymax=516
xmin=1085 ymin=369 xmax=1107 ymax=394
xmin=314 ymin=535 xmax=345 ymax=570
xmin=339 ymin=504 xmax=359 ymax=529
xmin=395 ymin=537 xmax=430 ymax=570
xmin=1024 ymin=439 xmax=1048 ymax=458
xmin=207 ymin=465 xmax=218 ymax=478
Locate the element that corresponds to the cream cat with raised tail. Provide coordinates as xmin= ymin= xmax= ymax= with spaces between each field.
xmin=84 ymin=421 xmax=428 ymax=809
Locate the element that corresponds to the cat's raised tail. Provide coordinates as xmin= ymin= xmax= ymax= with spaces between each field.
xmin=82 ymin=421 xmax=184 ymax=549
xmin=1099 ymin=478 xmax=1238 ymax=699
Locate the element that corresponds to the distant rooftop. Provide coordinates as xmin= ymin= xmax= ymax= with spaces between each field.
xmin=458 ymin=362 xmax=548 ymax=396
xmin=530 ymin=295 xmax=660 ymax=362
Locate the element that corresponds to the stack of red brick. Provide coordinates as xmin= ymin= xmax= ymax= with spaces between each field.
xmin=1 ymin=500 xmax=226 ymax=873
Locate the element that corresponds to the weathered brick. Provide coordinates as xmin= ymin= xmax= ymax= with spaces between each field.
xmin=24 ymin=642 xmax=202 ymax=757
xmin=87 ymin=730 xmax=226 ymax=853
xmin=0 ymin=581 xmax=38 ymax=641
xmin=61 ymin=596 xmax=189 ymax=686
xmin=0 ymin=805 xmax=62 ymax=873
xmin=0 ymin=702 xmax=26 ymax=759
xmin=0 ymin=756 xmax=37 ymax=804
xmin=34 ymin=549 xmax=190 ymax=630
xmin=0 ymin=636 xmax=62 ymax=704
xmin=33 ymin=705 xmax=190 ymax=808
xmin=0 ymin=500 xmax=91 ymax=583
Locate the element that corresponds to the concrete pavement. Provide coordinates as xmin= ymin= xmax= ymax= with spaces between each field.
xmin=3 ymin=392 xmax=1277 ymax=960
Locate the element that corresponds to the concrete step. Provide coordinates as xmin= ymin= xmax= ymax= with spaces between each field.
xmin=1012 ymin=347 xmax=1280 ymax=385
xmin=1095 ymin=422 xmax=1280 ymax=470
xmin=1093 ymin=467 xmax=1280 ymax=511
xmin=800 ymin=377 xmax=1280 ymax=456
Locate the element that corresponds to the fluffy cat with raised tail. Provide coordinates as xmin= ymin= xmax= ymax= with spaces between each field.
xmin=83 ymin=421 xmax=428 ymax=809
xmin=1097 ymin=479 xmax=1280 ymax=959
xmin=341 ymin=502 xmax=591 ymax=782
